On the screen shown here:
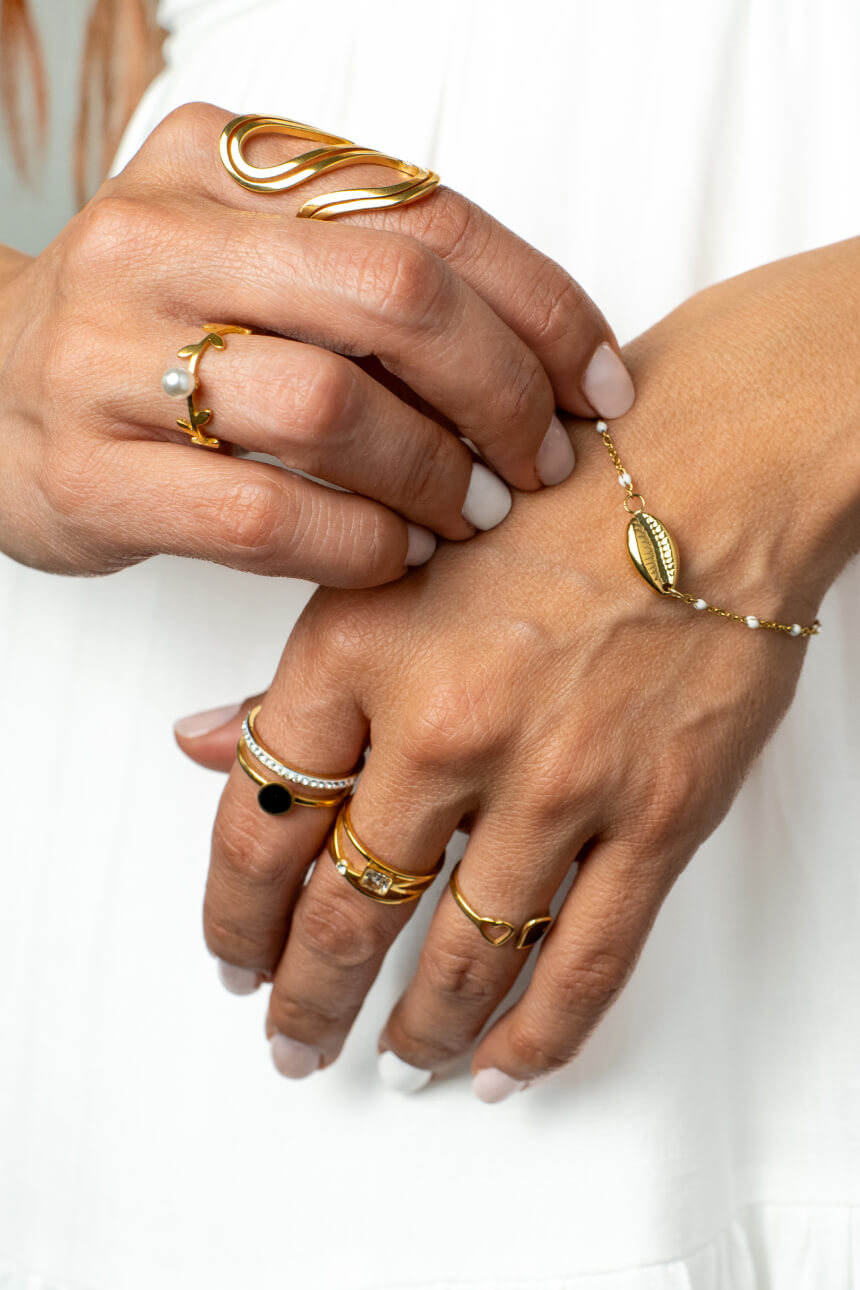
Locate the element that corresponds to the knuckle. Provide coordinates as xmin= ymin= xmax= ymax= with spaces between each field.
xmin=505 ymin=1023 xmax=571 ymax=1075
xmin=635 ymin=755 xmax=703 ymax=853
xmin=310 ymin=594 xmax=378 ymax=669
xmin=528 ymin=267 xmax=589 ymax=350
xmin=283 ymin=350 xmax=356 ymax=447
xmin=362 ymin=237 xmax=449 ymax=331
xmin=397 ymin=426 xmax=452 ymax=512
xmin=64 ymin=193 xmax=160 ymax=283
xmin=514 ymin=737 xmax=585 ymax=823
xmin=148 ymin=101 xmax=228 ymax=159
xmin=420 ymin=941 xmax=500 ymax=1008
xmin=400 ymin=675 xmax=508 ymax=769
xmin=203 ymin=908 xmax=269 ymax=967
xmin=268 ymin=987 xmax=345 ymax=1035
xmin=496 ymin=345 xmax=547 ymax=432
xmin=204 ymin=478 xmax=285 ymax=565
xmin=547 ymin=944 xmax=633 ymax=1018
xmin=400 ymin=188 xmax=485 ymax=265
xmin=296 ymin=891 xmax=389 ymax=971
xmin=212 ymin=809 xmax=286 ymax=891
xmin=389 ymin=1014 xmax=467 ymax=1067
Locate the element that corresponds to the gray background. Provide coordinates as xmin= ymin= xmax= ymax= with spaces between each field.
xmin=1 ymin=0 xmax=91 ymax=253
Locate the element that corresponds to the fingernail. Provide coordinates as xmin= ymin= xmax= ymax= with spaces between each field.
xmin=461 ymin=462 xmax=512 ymax=531
xmin=582 ymin=343 xmax=635 ymax=419
xmin=377 ymin=1050 xmax=432 ymax=1094
xmin=535 ymin=414 xmax=575 ymax=486
xmin=174 ymin=702 xmax=242 ymax=738
xmin=472 ymin=1067 xmax=528 ymax=1104
xmin=270 ymin=1033 xmax=321 ymax=1079
xmin=405 ymin=523 xmax=437 ymax=566
xmin=217 ymin=959 xmax=262 ymax=996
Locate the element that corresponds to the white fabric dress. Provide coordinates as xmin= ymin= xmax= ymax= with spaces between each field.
xmin=1 ymin=1 xmax=859 ymax=1287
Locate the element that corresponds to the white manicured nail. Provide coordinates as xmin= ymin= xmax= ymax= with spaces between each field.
xmin=378 ymin=1051 xmax=432 ymax=1094
xmin=405 ymin=523 xmax=437 ymax=566
xmin=461 ymin=462 xmax=512 ymax=530
xmin=270 ymin=1033 xmax=321 ymax=1079
xmin=174 ymin=702 xmax=241 ymax=738
xmin=535 ymin=415 xmax=575 ymax=485
xmin=472 ymin=1068 xmax=528 ymax=1104
xmin=582 ymin=343 xmax=635 ymax=418
xmin=217 ymin=959 xmax=262 ymax=996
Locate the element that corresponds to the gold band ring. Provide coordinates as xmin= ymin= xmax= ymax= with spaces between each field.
xmin=237 ymin=743 xmax=348 ymax=813
xmin=328 ymin=802 xmax=444 ymax=904
xmin=237 ymin=705 xmax=360 ymax=815
xmin=219 ymin=115 xmax=441 ymax=220
xmin=161 ymin=323 xmax=252 ymax=449
xmin=449 ymin=863 xmax=553 ymax=950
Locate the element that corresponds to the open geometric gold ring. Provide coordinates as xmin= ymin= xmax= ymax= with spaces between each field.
xmin=236 ymin=705 xmax=360 ymax=815
xmin=448 ymin=863 xmax=553 ymax=950
xmin=328 ymin=802 xmax=444 ymax=904
xmin=219 ymin=114 xmax=441 ymax=221
xmin=161 ymin=323 xmax=252 ymax=449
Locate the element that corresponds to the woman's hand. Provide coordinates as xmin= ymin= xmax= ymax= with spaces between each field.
xmin=177 ymin=240 xmax=860 ymax=1094
xmin=0 ymin=101 xmax=632 ymax=586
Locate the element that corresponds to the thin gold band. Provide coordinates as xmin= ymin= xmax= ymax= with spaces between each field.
xmin=236 ymin=742 xmax=346 ymax=812
xmin=244 ymin=706 xmax=361 ymax=793
xmin=448 ymin=863 xmax=553 ymax=950
xmin=328 ymin=803 xmax=444 ymax=904
xmin=219 ymin=115 xmax=441 ymax=220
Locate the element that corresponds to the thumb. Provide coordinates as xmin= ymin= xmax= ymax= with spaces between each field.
xmin=173 ymin=695 xmax=266 ymax=772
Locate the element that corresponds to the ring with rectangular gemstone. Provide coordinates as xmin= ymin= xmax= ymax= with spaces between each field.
xmin=327 ymin=803 xmax=444 ymax=904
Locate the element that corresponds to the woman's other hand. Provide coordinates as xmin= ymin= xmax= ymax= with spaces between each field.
xmin=177 ymin=239 xmax=860 ymax=1093
xmin=0 ymin=102 xmax=632 ymax=587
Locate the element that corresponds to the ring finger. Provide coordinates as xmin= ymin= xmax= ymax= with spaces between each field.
xmin=135 ymin=331 xmax=484 ymax=540
xmin=378 ymin=808 xmax=590 ymax=1091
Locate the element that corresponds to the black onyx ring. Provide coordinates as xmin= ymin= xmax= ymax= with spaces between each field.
xmin=235 ymin=705 xmax=360 ymax=815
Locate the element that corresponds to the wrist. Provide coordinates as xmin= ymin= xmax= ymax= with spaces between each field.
xmin=609 ymin=241 xmax=860 ymax=617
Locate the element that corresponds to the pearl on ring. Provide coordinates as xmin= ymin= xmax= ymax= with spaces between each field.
xmin=162 ymin=366 xmax=196 ymax=398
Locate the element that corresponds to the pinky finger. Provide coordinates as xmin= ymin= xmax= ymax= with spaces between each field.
xmin=470 ymin=840 xmax=678 ymax=1102
xmin=92 ymin=441 xmax=436 ymax=586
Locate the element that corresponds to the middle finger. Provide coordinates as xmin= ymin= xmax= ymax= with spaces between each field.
xmin=150 ymin=196 xmax=560 ymax=495
xmin=264 ymin=755 xmax=466 ymax=1078
xmin=379 ymin=806 xmax=591 ymax=1087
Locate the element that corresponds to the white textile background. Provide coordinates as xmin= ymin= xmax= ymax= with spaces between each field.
xmin=1 ymin=2 xmax=859 ymax=1288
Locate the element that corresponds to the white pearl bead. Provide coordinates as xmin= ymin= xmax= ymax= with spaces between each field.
xmin=745 ymin=615 xmax=761 ymax=630
xmin=595 ymin=420 xmax=608 ymax=434
xmin=789 ymin=623 xmax=802 ymax=637
xmin=618 ymin=472 xmax=632 ymax=488
xmin=162 ymin=366 xmax=195 ymax=398
xmin=693 ymin=598 xmax=708 ymax=611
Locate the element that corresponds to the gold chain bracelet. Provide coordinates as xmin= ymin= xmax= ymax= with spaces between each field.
xmin=595 ymin=420 xmax=820 ymax=639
